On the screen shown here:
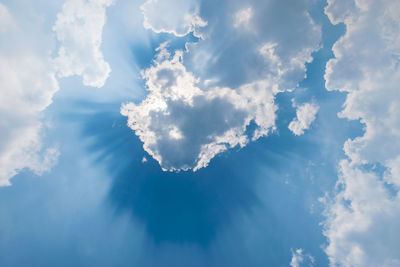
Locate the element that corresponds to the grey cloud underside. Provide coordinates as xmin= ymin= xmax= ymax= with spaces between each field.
xmin=122 ymin=0 xmax=321 ymax=171
xmin=147 ymin=96 xmax=248 ymax=170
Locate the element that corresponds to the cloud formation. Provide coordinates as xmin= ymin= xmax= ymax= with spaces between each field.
xmin=121 ymin=45 xmax=277 ymax=171
xmin=184 ymin=0 xmax=321 ymax=89
xmin=0 ymin=3 xmax=60 ymax=186
xmin=141 ymin=0 xmax=207 ymax=38
xmin=53 ymin=0 xmax=113 ymax=87
xmin=290 ymin=248 xmax=315 ymax=267
xmin=122 ymin=0 xmax=321 ymax=172
xmin=288 ymin=102 xmax=319 ymax=136
xmin=233 ymin=7 xmax=253 ymax=29
xmin=323 ymin=0 xmax=400 ymax=265
xmin=0 ymin=0 xmax=112 ymax=186
xmin=0 ymin=3 xmax=14 ymax=32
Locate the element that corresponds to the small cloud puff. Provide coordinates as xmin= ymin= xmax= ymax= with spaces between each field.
xmin=288 ymin=102 xmax=319 ymax=136
xmin=323 ymin=0 xmax=400 ymax=265
xmin=121 ymin=44 xmax=277 ymax=172
xmin=141 ymin=0 xmax=207 ymax=38
xmin=290 ymin=248 xmax=315 ymax=267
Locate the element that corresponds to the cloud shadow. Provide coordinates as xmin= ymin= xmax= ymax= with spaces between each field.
xmin=76 ymin=103 xmax=262 ymax=247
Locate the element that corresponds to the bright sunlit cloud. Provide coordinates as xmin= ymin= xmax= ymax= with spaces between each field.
xmin=0 ymin=0 xmax=399 ymax=266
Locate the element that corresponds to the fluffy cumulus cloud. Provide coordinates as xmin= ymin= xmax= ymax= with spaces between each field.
xmin=323 ymin=0 xmax=400 ymax=265
xmin=140 ymin=0 xmax=207 ymax=38
xmin=288 ymin=102 xmax=319 ymax=136
xmin=0 ymin=0 xmax=112 ymax=186
xmin=0 ymin=3 xmax=59 ymax=186
xmin=290 ymin=248 xmax=315 ymax=267
xmin=122 ymin=0 xmax=321 ymax=171
xmin=184 ymin=0 xmax=321 ymax=89
xmin=53 ymin=0 xmax=114 ymax=87
xmin=121 ymin=44 xmax=277 ymax=171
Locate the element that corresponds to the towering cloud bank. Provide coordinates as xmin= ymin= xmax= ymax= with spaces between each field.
xmin=288 ymin=102 xmax=319 ymax=136
xmin=323 ymin=0 xmax=400 ymax=265
xmin=122 ymin=0 xmax=321 ymax=171
xmin=0 ymin=3 xmax=60 ymax=186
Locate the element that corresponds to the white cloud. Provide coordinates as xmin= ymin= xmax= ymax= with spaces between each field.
xmin=323 ymin=161 xmax=400 ymax=267
xmin=122 ymin=0 xmax=321 ymax=172
xmin=288 ymin=102 xmax=319 ymax=136
xmin=0 ymin=3 xmax=14 ymax=32
xmin=53 ymin=0 xmax=114 ymax=88
xmin=323 ymin=0 xmax=400 ymax=265
xmin=290 ymin=248 xmax=315 ymax=267
xmin=121 ymin=44 xmax=277 ymax=171
xmin=0 ymin=3 xmax=60 ymax=186
xmin=0 ymin=0 xmax=112 ymax=186
xmin=140 ymin=0 xmax=207 ymax=38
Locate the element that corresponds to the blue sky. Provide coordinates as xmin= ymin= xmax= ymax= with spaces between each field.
xmin=1 ymin=0 xmax=400 ymax=266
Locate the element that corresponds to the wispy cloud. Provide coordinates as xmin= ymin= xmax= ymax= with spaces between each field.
xmin=289 ymin=102 xmax=319 ymax=136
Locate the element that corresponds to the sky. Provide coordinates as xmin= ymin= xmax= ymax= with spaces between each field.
xmin=0 ymin=0 xmax=399 ymax=266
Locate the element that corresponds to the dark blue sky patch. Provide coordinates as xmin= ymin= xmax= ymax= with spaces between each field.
xmin=78 ymin=104 xmax=261 ymax=246
xmin=70 ymin=94 xmax=341 ymax=266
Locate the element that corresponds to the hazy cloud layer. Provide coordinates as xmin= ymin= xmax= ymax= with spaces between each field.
xmin=122 ymin=0 xmax=321 ymax=172
xmin=184 ymin=0 xmax=321 ymax=89
xmin=323 ymin=0 xmax=400 ymax=265
xmin=141 ymin=0 xmax=207 ymax=38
